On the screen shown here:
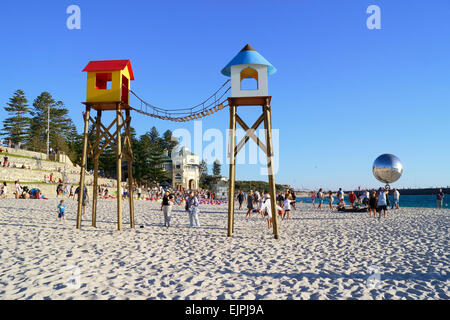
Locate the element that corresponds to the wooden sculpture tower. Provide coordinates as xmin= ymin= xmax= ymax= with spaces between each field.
xmin=221 ymin=45 xmax=279 ymax=239
xmin=76 ymin=60 xmax=135 ymax=230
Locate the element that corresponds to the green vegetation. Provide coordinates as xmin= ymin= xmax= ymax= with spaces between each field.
xmin=234 ymin=180 xmax=287 ymax=193
xmin=2 ymin=90 xmax=179 ymax=186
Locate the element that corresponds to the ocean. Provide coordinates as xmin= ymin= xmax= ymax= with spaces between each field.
xmin=296 ymin=194 xmax=449 ymax=209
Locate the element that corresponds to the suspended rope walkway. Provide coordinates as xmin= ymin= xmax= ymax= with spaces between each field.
xmin=126 ymin=80 xmax=231 ymax=122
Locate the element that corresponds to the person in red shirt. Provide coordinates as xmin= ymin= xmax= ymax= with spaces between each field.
xmin=349 ymin=191 xmax=356 ymax=208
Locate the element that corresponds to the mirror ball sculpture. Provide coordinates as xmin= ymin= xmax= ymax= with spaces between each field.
xmin=372 ymin=154 xmax=403 ymax=189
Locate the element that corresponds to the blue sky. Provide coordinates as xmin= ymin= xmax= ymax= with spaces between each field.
xmin=1 ymin=0 xmax=449 ymax=190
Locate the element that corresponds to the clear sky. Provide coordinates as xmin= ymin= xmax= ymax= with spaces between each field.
xmin=1 ymin=0 xmax=449 ymax=190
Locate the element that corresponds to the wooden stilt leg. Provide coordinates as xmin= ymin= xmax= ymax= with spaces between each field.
xmin=116 ymin=105 xmax=123 ymax=231
xmin=263 ymin=103 xmax=279 ymax=239
xmin=76 ymin=106 xmax=90 ymax=229
xmin=227 ymin=104 xmax=236 ymax=237
xmin=92 ymin=110 xmax=102 ymax=227
xmin=125 ymin=110 xmax=135 ymax=229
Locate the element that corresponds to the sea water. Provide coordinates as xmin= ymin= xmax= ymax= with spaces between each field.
xmin=296 ymin=194 xmax=449 ymax=209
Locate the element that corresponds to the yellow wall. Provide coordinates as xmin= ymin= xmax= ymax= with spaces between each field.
xmin=85 ymin=66 xmax=132 ymax=103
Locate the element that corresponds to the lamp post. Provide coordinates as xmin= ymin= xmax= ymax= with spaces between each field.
xmin=46 ymin=103 xmax=50 ymax=159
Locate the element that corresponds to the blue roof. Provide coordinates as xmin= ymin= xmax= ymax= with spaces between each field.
xmin=221 ymin=44 xmax=277 ymax=77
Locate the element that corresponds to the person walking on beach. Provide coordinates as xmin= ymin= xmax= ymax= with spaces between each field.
xmin=311 ymin=191 xmax=316 ymax=208
xmin=237 ymin=191 xmax=244 ymax=210
xmin=282 ymin=193 xmax=292 ymax=220
xmin=186 ymin=191 xmax=200 ymax=227
xmin=246 ymin=191 xmax=254 ymax=218
xmin=161 ymin=191 xmax=174 ymax=227
xmin=436 ymin=189 xmax=445 ymax=208
xmin=328 ymin=191 xmax=334 ymax=211
xmin=75 ymin=185 xmax=89 ymax=216
xmin=377 ymin=188 xmax=388 ymax=219
xmin=317 ymin=189 xmax=324 ymax=210
xmin=57 ymin=200 xmax=66 ymax=221
xmin=369 ymin=191 xmax=377 ymax=218
xmin=392 ymin=188 xmax=400 ymax=209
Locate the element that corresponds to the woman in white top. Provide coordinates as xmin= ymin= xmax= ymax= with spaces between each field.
xmin=282 ymin=193 xmax=291 ymax=220
xmin=260 ymin=194 xmax=283 ymax=229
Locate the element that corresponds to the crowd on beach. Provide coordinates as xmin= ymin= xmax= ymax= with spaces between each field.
xmin=309 ymin=188 xmax=446 ymax=219
xmin=0 ymin=177 xmax=447 ymax=230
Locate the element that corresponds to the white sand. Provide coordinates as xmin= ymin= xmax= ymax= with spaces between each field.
xmin=0 ymin=198 xmax=448 ymax=300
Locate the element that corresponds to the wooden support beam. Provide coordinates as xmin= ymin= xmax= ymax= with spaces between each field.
xmin=116 ymin=105 xmax=123 ymax=231
xmin=99 ymin=121 xmax=123 ymax=145
xmin=234 ymin=113 xmax=267 ymax=156
xmin=89 ymin=118 xmax=117 ymax=154
xmin=76 ymin=106 xmax=90 ymax=229
xmin=263 ymin=103 xmax=279 ymax=239
xmin=125 ymin=109 xmax=135 ymax=228
xmin=92 ymin=110 xmax=102 ymax=228
xmin=227 ymin=104 xmax=237 ymax=237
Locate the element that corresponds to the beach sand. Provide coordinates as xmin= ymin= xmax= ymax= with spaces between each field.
xmin=0 ymin=198 xmax=448 ymax=300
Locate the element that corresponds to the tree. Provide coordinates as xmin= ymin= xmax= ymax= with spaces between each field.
xmin=199 ymin=159 xmax=209 ymax=189
xmin=199 ymin=159 xmax=208 ymax=177
xmin=213 ymin=160 xmax=221 ymax=177
xmin=2 ymin=90 xmax=31 ymax=144
xmin=28 ymin=92 xmax=77 ymax=154
xmin=161 ymin=129 xmax=178 ymax=154
xmin=147 ymin=149 xmax=169 ymax=184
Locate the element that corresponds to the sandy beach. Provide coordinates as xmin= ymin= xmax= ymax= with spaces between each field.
xmin=0 ymin=198 xmax=448 ymax=300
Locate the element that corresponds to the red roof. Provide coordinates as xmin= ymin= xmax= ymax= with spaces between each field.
xmin=82 ymin=60 xmax=134 ymax=80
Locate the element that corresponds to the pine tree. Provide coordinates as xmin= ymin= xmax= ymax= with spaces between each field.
xmin=147 ymin=150 xmax=168 ymax=184
xmin=28 ymin=92 xmax=77 ymax=153
xmin=161 ymin=129 xmax=178 ymax=154
xmin=2 ymin=90 xmax=31 ymax=144
xmin=213 ymin=160 xmax=221 ymax=177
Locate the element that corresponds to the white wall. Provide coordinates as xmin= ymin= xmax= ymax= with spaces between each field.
xmin=231 ymin=64 xmax=268 ymax=97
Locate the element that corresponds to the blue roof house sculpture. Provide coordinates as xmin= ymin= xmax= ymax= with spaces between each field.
xmin=221 ymin=44 xmax=276 ymax=98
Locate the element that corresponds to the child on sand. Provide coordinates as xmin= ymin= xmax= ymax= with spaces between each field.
xmin=282 ymin=194 xmax=291 ymax=220
xmin=57 ymin=200 xmax=66 ymax=221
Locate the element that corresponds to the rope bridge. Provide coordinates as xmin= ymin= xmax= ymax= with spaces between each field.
xmin=127 ymin=80 xmax=231 ymax=122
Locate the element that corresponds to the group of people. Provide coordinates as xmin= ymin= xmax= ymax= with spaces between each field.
xmin=311 ymin=187 xmax=446 ymax=218
xmin=237 ymin=189 xmax=297 ymax=229
xmin=159 ymin=190 xmax=202 ymax=228
xmin=0 ymin=180 xmax=45 ymax=199
xmin=311 ymin=187 xmax=400 ymax=217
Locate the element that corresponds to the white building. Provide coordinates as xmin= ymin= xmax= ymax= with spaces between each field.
xmin=170 ymin=146 xmax=200 ymax=190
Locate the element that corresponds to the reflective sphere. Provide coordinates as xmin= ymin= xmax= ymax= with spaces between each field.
xmin=372 ymin=154 xmax=403 ymax=184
